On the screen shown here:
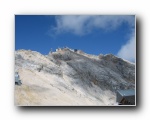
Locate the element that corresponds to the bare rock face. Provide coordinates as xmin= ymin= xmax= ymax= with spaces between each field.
xmin=15 ymin=48 xmax=135 ymax=106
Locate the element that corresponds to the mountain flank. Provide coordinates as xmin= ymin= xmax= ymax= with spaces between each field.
xmin=15 ymin=48 xmax=135 ymax=106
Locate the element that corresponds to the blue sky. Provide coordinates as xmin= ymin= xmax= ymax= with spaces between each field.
xmin=15 ymin=15 xmax=135 ymax=62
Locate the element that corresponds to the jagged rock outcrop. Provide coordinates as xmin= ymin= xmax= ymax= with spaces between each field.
xmin=15 ymin=48 xmax=135 ymax=106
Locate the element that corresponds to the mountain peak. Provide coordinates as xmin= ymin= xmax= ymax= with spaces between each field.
xmin=15 ymin=49 xmax=135 ymax=106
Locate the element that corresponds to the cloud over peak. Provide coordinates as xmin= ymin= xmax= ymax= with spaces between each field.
xmin=50 ymin=15 xmax=135 ymax=62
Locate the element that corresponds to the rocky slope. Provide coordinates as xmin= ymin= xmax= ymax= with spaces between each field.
xmin=15 ymin=48 xmax=135 ymax=106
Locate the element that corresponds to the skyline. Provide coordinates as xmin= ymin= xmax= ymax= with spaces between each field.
xmin=15 ymin=15 xmax=135 ymax=62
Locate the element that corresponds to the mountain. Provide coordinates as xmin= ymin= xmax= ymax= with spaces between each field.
xmin=15 ymin=48 xmax=135 ymax=106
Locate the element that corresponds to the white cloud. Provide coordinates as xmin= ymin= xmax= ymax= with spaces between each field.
xmin=52 ymin=15 xmax=135 ymax=35
xmin=53 ymin=15 xmax=91 ymax=35
xmin=117 ymin=31 xmax=135 ymax=62
xmin=51 ymin=15 xmax=135 ymax=62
